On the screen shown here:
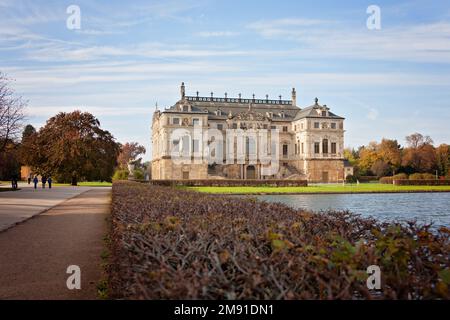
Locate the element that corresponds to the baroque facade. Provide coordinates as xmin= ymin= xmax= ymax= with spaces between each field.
xmin=151 ymin=83 xmax=347 ymax=182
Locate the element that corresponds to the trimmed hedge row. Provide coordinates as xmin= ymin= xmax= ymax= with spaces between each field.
xmin=147 ymin=179 xmax=308 ymax=187
xmin=108 ymin=181 xmax=450 ymax=300
xmin=379 ymin=174 xmax=409 ymax=184
xmin=394 ymin=179 xmax=450 ymax=186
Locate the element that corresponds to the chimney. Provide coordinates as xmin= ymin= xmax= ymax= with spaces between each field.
xmin=291 ymin=88 xmax=297 ymax=106
xmin=180 ymin=82 xmax=186 ymax=100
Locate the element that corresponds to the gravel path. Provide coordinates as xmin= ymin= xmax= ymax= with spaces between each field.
xmin=0 ymin=188 xmax=111 ymax=299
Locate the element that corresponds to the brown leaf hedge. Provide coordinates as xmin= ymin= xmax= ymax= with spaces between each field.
xmin=108 ymin=181 xmax=450 ymax=300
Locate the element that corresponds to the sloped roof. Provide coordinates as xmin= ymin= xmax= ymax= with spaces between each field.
xmin=164 ymin=97 xmax=301 ymax=122
xmin=294 ymin=102 xmax=344 ymax=121
xmin=162 ymin=96 xmax=344 ymax=122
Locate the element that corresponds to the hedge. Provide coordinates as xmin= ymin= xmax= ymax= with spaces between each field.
xmin=147 ymin=179 xmax=308 ymax=187
xmin=393 ymin=179 xmax=450 ymax=186
xmin=379 ymin=173 xmax=408 ymax=184
xmin=107 ymin=181 xmax=450 ymax=300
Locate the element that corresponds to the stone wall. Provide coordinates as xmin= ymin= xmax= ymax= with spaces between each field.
xmin=305 ymin=159 xmax=344 ymax=182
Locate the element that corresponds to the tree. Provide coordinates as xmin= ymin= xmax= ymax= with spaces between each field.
xmin=405 ymin=132 xmax=433 ymax=149
xmin=435 ymin=144 xmax=449 ymax=177
xmin=117 ymin=142 xmax=146 ymax=169
xmin=377 ymin=139 xmax=401 ymax=174
xmin=402 ymin=133 xmax=437 ymax=173
xmin=25 ymin=111 xmax=120 ymax=184
xmin=0 ymin=73 xmax=26 ymax=152
xmin=358 ymin=142 xmax=380 ymax=175
xmin=371 ymin=159 xmax=391 ymax=177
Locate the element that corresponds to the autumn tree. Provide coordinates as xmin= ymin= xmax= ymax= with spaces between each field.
xmin=24 ymin=111 xmax=120 ymax=185
xmin=377 ymin=139 xmax=402 ymax=174
xmin=117 ymin=142 xmax=146 ymax=169
xmin=402 ymin=133 xmax=437 ymax=173
xmin=0 ymin=73 xmax=26 ymax=153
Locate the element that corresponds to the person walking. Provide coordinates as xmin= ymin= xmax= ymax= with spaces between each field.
xmin=41 ymin=176 xmax=47 ymax=189
xmin=27 ymin=175 xmax=31 ymax=185
xmin=48 ymin=177 xmax=52 ymax=189
xmin=33 ymin=176 xmax=38 ymax=189
xmin=11 ymin=174 xmax=18 ymax=190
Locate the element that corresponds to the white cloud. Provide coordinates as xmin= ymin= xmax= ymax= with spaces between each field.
xmin=25 ymin=105 xmax=150 ymax=117
xmin=248 ymin=18 xmax=450 ymax=63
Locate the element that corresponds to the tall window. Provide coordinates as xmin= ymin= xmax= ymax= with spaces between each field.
xmin=322 ymin=139 xmax=329 ymax=154
xmin=182 ymin=136 xmax=190 ymax=155
xmin=217 ymin=123 xmax=223 ymax=130
xmin=193 ymin=139 xmax=200 ymax=153
xmin=283 ymin=144 xmax=288 ymax=157
xmin=331 ymin=122 xmax=336 ymax=129
xmin=193 ymin=118 xmax=200 ymax=126
xmin=283 ymin=126 xmax=288 ymax=132
xmin=322 ymin=111 xmax=327 ymax=117
xmin=331 ymin=142 xmax=337 ymax=154
xmin=314 ymin=122 xmax=320 ymax=129
xmin=301 ymin=143 xmax=304 ymax=154
xmin=314 ymin=142 xmax=320 ymax=154
xmin=172 ymin=117 xmax=180 ymax=125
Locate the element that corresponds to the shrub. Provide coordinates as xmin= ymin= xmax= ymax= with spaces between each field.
xmin=345 ymin=174 xmax=357 ymax=184
xmin=409 ymin=173 xmax=435 ymax=180
xmin=108 ymin=181 xmax=450 ymax=300
xmin=422 ymin=173 xmax=436 ymax=180
xmin=393 ymin=173 xmax=408 ymax=180
xmin=409 ymin=173 xmax=423 ymax=180
xmin=379 ymin=173 xmax=408 ymax=184
xmin=112 ymin=169 xmax=128 ymax=181
xmin=133 ymin=168 xmax=144 ymax=180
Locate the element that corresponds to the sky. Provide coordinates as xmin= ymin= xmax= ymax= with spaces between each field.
xmin=1 ymin=0 xmax=450 ymax=161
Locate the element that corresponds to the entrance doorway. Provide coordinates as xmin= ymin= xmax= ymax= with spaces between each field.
xmin=182 ymin=171 xmax=189 ymax=180
xmin=322 ymin=171 xmax=329 ymax=183
xmin=246 ymin=165 xmax=256 ymax=179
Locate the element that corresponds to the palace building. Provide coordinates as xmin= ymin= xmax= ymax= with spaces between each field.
xmin=151 ymin=83 xmax=348 ymax=182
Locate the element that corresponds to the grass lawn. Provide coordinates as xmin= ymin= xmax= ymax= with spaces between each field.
xmin=53 ymin=181 xmax=112 ymax=187
xmin=185 ymin=183 xmax=450 ymax=194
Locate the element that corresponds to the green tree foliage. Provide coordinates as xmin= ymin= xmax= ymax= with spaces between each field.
xmin=22 ymin=111 xmax=120 ymax=184
xmin=435 ymin=144 xmax=449 ymax=177
xmin=112 ymin=169 xmax=129 ymax=181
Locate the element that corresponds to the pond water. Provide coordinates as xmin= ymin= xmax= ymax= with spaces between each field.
xmin=255 ymin=193 xmax=450 ymax=227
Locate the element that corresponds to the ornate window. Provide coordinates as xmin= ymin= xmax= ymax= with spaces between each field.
xmin=314 ymin=142 xmax=320 ymax=154
xmin=322 ymin=139 xmax=329 ymax=154
xmin=331 ymin=142 xmax=337 ymax=154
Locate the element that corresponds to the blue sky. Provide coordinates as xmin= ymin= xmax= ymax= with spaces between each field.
xmin=1 ymin=0 xmax=450 ymax=160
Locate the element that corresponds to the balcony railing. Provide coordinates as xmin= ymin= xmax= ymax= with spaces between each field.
xmin=186 ymin=96 xmax=293 ymax=105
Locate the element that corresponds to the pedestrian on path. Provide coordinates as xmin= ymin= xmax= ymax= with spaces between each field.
xmin=42 ymin=177 xmax=47 ymax=189
xmin=48 ymin=177 xmax=52 ymax=189
xmin=27 ymin=175 xmax=31 ymax=185
xmin=33 ymin=176 xmax=38 ymax=189
xmin=11 ymin=174 xmax=18 ymax=190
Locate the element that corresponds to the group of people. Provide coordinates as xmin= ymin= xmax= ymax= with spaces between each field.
xmin=27 ymin=175 xmax=53 ymax=189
